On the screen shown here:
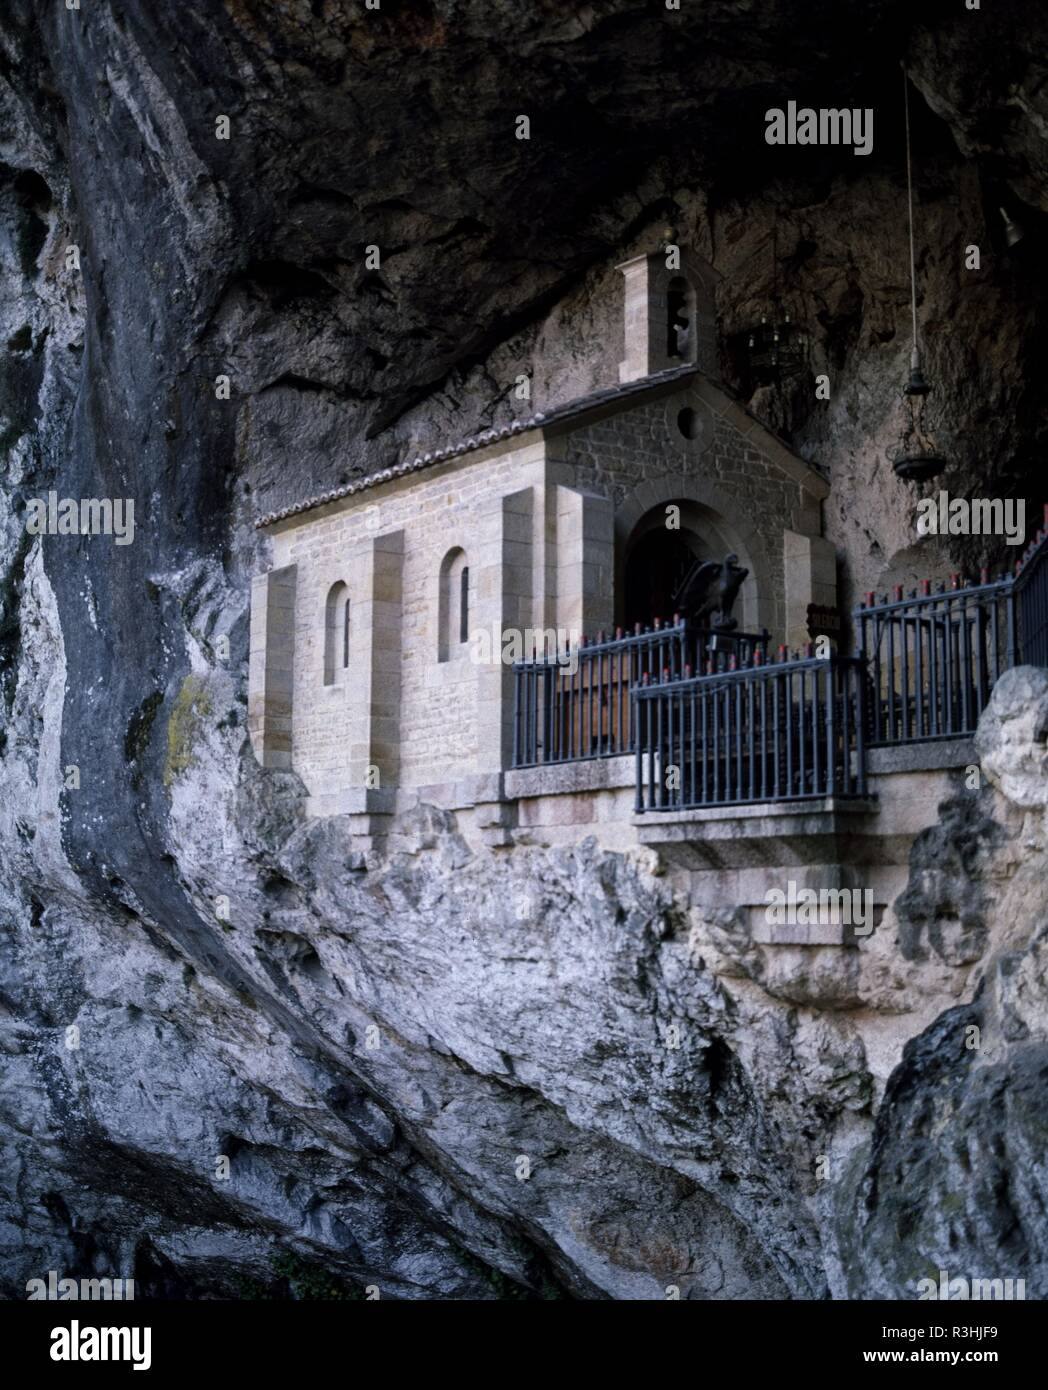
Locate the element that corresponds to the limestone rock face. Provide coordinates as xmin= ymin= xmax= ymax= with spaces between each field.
xmin=975 ymin=666 xmax=1048 ymax=810
xmin=1 ymin=1 xmax=1047 ymax=1298
xmin=836 ymin=999 xmax=1048 ymax=1300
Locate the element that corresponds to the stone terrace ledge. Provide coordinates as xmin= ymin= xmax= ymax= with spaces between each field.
xmin=502 ymin=737 xmax=976 ymax=811
xmin=384 ymin=737 xmax=975 ymax=864
xmin=632 ymin=796 xmax=879 ymax=865
xmin=866 ymin=737 xmax=976 ymax=774
xmin=633 ymin=798 xmax=886 ymax=946
xmin=504 ymin=756 xmax=634 ymax=799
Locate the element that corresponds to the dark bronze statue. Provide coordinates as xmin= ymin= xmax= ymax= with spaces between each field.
xmin=672 ymin=552 xmax=749 ymax=630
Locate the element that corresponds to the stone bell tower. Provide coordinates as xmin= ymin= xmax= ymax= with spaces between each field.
xmin=617 ymin=242 xmax=719 ymax=383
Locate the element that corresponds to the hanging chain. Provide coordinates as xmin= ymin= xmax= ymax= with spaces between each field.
xmin=903 ymin=63 xmax=919 ymax=361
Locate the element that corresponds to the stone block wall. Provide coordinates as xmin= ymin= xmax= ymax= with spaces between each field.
xmin=562 ymin=382 xmax=829 ymax=639
xmin=248 ymin=564 xmax=296 ymax=769
xmin=262 ymin=441 xmax=546 ymax=801
xmin=555 ymin=486 xmax=615 ymax=638
xmin=784 ymin=530 xmax=838 ymax=651
xmin=475 ymin=487 xmax=535 ymax=772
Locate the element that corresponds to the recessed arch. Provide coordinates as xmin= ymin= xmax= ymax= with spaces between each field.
xmin=615 ymin=475 xmax=773 ymax=634
xmin=438 ymin=546 xmax=470 ymax=661
xmin=323 ymin=580 xmax=350 ymax=685
xmin=622 ymin=517 xmax=706 ymax=631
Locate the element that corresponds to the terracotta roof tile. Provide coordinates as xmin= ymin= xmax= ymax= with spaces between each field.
xmin=254 ymin=364 xmax=699 ymax=528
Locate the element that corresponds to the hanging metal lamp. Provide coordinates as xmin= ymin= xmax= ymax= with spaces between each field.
xmin=743 ymin=225 xmax=809 ymax=387
xmin=890 ymin=65 xmax=949 ymax=483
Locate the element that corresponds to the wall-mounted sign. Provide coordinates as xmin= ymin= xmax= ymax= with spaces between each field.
xmin=806 ymin=603 xmax=842 ymax=640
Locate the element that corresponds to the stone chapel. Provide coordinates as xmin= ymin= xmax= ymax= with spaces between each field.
xmin=249 ymin=247 xmax=836 ymax=830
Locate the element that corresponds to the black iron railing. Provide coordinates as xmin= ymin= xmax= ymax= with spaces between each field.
xmin=633 ymin=652 xmax=869 ymax=812
xmin=856 ymin=574 xmax=1016 ymax=744
xmin=856 ymin=509 xmax=1048 ymax=744
xmin=511 ymin=620 xmax=768 ymax=767
xmin=511 ymin=510 xmax=1048 ymax=812
xmin=1016 ymin=516 xmax=1048 ymax=668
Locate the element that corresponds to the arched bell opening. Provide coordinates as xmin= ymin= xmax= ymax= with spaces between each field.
xmin=666 ymin=276 xmax=698 ymax=363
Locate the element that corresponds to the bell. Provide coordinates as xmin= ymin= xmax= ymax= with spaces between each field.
xmin=1000 ymin=207 xmax=1026 ymax=250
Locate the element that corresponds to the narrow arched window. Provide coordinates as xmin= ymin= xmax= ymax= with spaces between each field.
xmin=459 ymin=565 xmax=470 ymax=644
xmin=439 ymin=548 xmax=469 ymax=661
xmin=323 ymin=580 xmax=349 ymax=685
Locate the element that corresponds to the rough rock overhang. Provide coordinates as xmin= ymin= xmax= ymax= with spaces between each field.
xmin=255 ymin=362 xmax=829 ymax=530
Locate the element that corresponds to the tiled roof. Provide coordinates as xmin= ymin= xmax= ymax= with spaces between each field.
xmin=254 ymin=363 xmax=699 ymax=528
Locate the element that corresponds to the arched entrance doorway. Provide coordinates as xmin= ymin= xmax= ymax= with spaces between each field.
xmin=622 ymin=525 xmax=705 ymax=630
xmin=617 ymin=489 xmax=766 ymax=635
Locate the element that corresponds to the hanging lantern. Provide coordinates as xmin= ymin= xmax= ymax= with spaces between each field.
xmin=889 ymin=349 xmax=948 ymax=481
xmin=742 ymin=225 xmax=810 ymax=387
xmin=890 ymin=65 xmax=950 ymax=483
xmin=745 ymin=301 xmax=808 ymax=385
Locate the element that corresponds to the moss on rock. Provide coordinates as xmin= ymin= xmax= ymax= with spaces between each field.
xmin=164 ymin=675 xmax=213 ymax=789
